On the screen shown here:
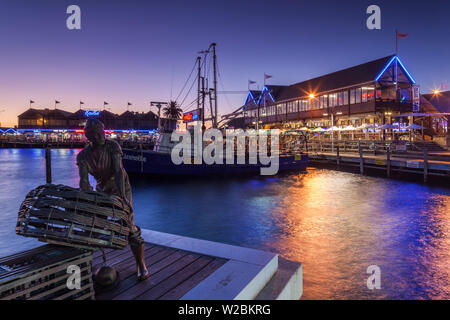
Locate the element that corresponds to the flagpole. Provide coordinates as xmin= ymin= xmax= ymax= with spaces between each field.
xmin=395 ymin=29 xmax=398 ymax=55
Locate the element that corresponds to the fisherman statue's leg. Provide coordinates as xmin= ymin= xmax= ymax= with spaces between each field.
xmin=129 ymin=225 xmax=149 ymax=281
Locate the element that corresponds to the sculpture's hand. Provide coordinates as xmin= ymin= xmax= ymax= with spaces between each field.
xmin=78 ymin=163 xmax=92 ymax=191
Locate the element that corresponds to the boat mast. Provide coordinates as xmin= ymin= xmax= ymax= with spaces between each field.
xmin=211 ymin=43 xmax=218 ymax=128
xmin=197 ymin=56 xmax=201 ymax=112
xmin=201 ymin=76 xmax=206 ymax=131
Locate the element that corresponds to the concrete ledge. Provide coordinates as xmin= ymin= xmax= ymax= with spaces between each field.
xmin=141 ymin=229 xmax=276 ymax=267
xmin=255 ymin=257 xmax=303 ymax=300
xmin=141 ymin=229 xmax=278 ymax=300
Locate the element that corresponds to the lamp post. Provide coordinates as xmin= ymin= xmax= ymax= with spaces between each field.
xmin=150 ymin=101 xmax=168 ymax=132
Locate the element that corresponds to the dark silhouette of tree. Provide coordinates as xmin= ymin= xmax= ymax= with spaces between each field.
xmin=162 ymin=101 xmax=183 ymax=120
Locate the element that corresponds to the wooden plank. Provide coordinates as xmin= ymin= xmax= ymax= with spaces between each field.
xmin=158 ymin=258 xmax=227 ymax=300
xmin=96 ymin=248 xmax=184 ymax=300
xmin=92 ymin=248 xmax=115 ymax=259
xmin=94 ymin=245 xmax=168 ymax=282
xmin=136 ymin=255 xmax=214 ymax=300
xmin=112 ymin=253 xmax=200 ymax=300
xmin=111 ymin=246 xmax=169 ymax=274
xmin=92 ymin=243 xmax=153 ymax=267
xmin=92 ymin=248 xmax=135 ymax=269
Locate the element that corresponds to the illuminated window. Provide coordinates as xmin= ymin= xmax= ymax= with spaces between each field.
xmin=362 ymin=87 xmax=367 ymax=102
xmin=350 ymin=89 xmax=356 ymax=104
xmin=323 ymin=95 xmax=328 ymax=108
xmin=355 ymin=88 xmax=361 ymax=103
xmin=329 ymin=93 xmax=337 ymax=107
xmin=343 ymin=91 xmax=348 ymax=105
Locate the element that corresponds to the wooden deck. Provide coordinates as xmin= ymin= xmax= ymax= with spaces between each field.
xmin=92 ymin=243 xmax=228 ymax=300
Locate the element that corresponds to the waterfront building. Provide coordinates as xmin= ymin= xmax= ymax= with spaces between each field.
xmin=243 ymin=55 xmax=420 ymax=130
xmin=18 ymin=108 xmax=161 ymax=130
xmin=11 ymin=107 xmax=176 ymax=142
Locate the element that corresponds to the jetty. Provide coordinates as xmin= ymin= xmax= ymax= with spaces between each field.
xmin=307 ymin=141 xmax=450 ymax=182
xmin=1 ymin=229 xmax=302 ymax=300
xmin=94 ymin=229 xmax=302 ymax=300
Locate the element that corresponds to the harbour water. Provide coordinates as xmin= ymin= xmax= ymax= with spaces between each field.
xmin=0 ymin=148 xmax=449 ymax=299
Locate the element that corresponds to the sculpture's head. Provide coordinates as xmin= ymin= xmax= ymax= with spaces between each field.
xmin=84 ymin=119 xmax=105 ymax=146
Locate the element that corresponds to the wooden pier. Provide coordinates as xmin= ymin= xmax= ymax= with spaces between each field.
xmin=93 ymin=229 xmax=302 ymax=300
xmin=1 ymin=229 xmax=302 ymax=300
xmin=93 ymin=243 xmax=228 ymax=300
xmin=309 ymin=149 xmax=450 ymax=182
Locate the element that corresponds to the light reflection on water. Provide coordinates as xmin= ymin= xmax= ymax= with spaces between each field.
xmin=0 ymin=149 xmax=449 ymax=299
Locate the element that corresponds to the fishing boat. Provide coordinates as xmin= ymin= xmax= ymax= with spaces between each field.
xmin=122 ymin=134 xmax=308 ymax=176
xmin=122 ymin=42 xmax=308 ymax=176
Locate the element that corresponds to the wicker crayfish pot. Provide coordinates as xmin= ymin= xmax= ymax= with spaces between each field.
xmin=16 ymin=184 xmax=131 ymax=250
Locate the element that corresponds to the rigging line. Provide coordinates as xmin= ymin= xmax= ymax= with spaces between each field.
xmin=175 ymin=58 xmax=198 ymax=103
xmin=216 ymin=57 xmax=233 ymax=110
xmin=183 ymin=97 xmax=200 ymax=112
xmin=180 ymin=75 xmax=197 ymax=108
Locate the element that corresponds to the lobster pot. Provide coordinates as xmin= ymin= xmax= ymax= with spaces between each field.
xmin=0 ymin=245 xmax=94 ymax=300
xmin=16 ymin=184 xmax=131 ymax=250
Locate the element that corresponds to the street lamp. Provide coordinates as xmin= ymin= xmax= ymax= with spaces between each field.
xmin=150 ymin=101 xmax=168 ymax=131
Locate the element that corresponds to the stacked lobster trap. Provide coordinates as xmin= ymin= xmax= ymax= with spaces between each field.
xmin=0 ymin=245 xmax=94 ymax=300
xmin=0 ymin=184 xmax=132 ymax=300
xmin=16 ymin=184 xmax=131 ymax=250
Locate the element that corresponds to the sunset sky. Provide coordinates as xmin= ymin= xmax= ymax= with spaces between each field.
xmin=0 ymin=0 xmax=449 ymax=127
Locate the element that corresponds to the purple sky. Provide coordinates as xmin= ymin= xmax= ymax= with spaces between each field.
xmin=0 ymin=0 xmax=449 ymax=127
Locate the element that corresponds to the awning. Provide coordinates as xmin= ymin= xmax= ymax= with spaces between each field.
xmin=392 ymin=113 xmax=450 ymax=117
xmin=405 ymin=124 xmax=426 ymax=130
xmin=379 ymin=123 xmax=397 ymax=129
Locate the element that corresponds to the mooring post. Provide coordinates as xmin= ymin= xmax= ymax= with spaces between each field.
xmin=45 ymin=146 xmax=52 ymax=184
xmin=359 ymin=142 xmax=364 ymax=174
xmin=336 ymin=144 xmax=340 ymax=166
xmin=386 ymin=146 xmax=391 ymax=178
xmin=423 ymin=148 xmax=428 ymax=183
xmin=139 ymin=142 xmax=144 ymax=174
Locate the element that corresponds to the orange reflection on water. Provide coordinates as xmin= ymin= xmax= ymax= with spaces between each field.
xmin=263 ymin=169 xmax=450 ymax=299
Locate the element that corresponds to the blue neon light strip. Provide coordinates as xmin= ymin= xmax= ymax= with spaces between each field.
xmin=11 ymin=128 xmax=158 ymax=133
xmin=375 ymin=56 xmax=397 ymax=82
xmin=0 ymin=128 xmax=17 ymax=134
xmin=375 ymin=56 xmax=416 ymax=84
xmin=395 ymin=57 xmax=416 ymax=84
xmin=245 ymin=91 xmax=257 ymax=105
xmin=256 ymin=86 xmax=275 ymax=105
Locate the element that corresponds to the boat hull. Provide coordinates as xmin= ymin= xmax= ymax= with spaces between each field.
xmin=122 ymin=149 xmax=308 ymax=176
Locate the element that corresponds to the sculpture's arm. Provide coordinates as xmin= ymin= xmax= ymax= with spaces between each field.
xmin=112 ymin=153 xmax=126 ymax=200
xmin=78 ymin=163 xmax=92 ymax=191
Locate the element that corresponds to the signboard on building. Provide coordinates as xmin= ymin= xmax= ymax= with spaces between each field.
xmin=84 ymin=110 xmax=100 ymax=117
xmin=412 ymin=86 xmax=420 ymax=112
xmin=182 ymin=109 xmax=202 ymax=123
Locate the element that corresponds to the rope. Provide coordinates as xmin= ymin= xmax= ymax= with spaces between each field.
xmin=175 ymin=57 xmax=198 ymax=103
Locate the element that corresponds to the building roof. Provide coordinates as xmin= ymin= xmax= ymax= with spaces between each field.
xmin=422 ymin=91 xmax=450 ymax=113
xmin=18 ymin=108 xmax=73 ymax=118
xmin=274 ymin=55 xmax=396 ymax=101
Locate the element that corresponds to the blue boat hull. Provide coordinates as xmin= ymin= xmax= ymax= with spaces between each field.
xmin=122 ymin=149 xmax=308 ymax=176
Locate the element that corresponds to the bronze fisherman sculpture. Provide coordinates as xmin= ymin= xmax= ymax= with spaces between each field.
xmin=77 ymin=119 xmax=149 ymax=281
